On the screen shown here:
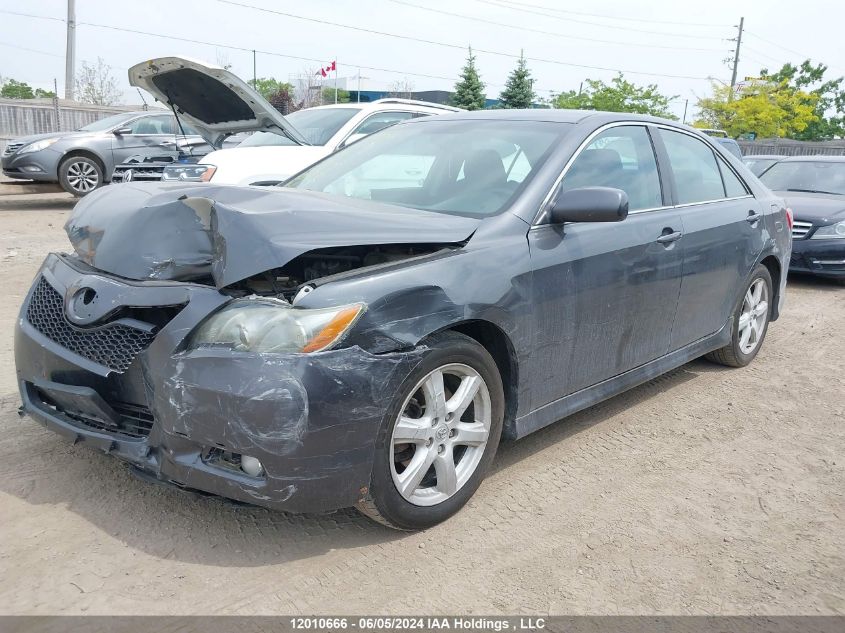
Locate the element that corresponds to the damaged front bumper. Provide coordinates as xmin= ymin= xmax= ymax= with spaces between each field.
xmin=15 ymin=254 xmax=421 ymax=513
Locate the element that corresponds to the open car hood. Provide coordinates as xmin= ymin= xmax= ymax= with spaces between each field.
xmin=64 ymin=183 xmax=480 ymax=288
xmin=128 ymin=56 xmax=308 ymax=149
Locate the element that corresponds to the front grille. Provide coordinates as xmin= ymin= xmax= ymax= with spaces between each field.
xmin=2 ymin=142 xmax=24 ymax=156
xmin=792 ymin=220 xmax=813 ymax=239
xmin=112 ymin=166 xmax=165 ymax=182
xmin=25 ymin=276 xmax=156 ymax=373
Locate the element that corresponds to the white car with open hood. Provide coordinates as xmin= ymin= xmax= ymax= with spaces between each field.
xmin=129 ymin=57 xmax=460 ymax=187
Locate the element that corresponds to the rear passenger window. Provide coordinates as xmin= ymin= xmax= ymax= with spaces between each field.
xmin=717 ymin=157 xmax=749 ymax=197
xmin=661 ymin=130 xmax=725 ymax=204
xmin=559 ymin=125 xmax=662 ymax=211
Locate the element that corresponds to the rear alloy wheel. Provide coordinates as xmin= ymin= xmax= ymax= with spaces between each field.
xmin=706 ymin=264 xmax=773 ymax=367
xmin=357 ymin=332 xmax=504 ymax=530
xmin=59 ymin=156 xmax=103 ymax=196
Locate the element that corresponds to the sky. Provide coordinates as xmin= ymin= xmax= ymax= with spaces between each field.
xmin=1 ymin=0 xmax=844 ymax=121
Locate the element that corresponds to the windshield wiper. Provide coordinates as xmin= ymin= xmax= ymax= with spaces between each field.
xmin=786 ymin=188 xmax=842 ymax=195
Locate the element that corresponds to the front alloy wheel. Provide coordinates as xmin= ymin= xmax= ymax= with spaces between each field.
xmin=358 ymin=331 xmax=504 ymax=530
xmin=59 ymin=156 xmax=103 ymax=196
xmin=390 ymin=364 xmax=492 ymax=506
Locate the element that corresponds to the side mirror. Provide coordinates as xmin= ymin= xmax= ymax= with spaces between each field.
xmin=549 ymin=186 xmax=629 ymax=223
xmin=113 ymin=127 xmax=133 ymax=136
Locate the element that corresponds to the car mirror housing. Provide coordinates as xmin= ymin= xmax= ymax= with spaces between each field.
xmin=549 ymin=186 xmax=629 ymax=224
xmin=113 ymin=127 xmax=133 ymax=136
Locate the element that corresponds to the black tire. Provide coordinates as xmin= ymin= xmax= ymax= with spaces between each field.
xmin=357 ymin=331 xmax=505 ymax=530
xmin=705 ymin=264 xmax=773 ymax=368
xmin=58 ymin=155 xmax=104 ymax=197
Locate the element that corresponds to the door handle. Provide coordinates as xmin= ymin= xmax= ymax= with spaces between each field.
xmin=746 ymin=211 xmax=762 ymax=223
xmin=656 ymin=231 xmax=683 ymax=244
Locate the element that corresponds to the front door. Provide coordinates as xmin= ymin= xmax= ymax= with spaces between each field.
xmin=110 ymin=114 xmax=178 ymax=167
xmin=527 ymin=124 xmax=685 ymax=408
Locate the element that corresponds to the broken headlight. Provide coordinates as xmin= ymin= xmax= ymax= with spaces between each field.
xmin=162 ymin=164 xmax=217 ymax=182
xmin=187 ymin=299 xmax=366 ymax=354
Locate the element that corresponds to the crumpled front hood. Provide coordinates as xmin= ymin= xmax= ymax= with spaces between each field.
xmin=64 ymin=182 xmax=479 ymax=288
xmin=779 ymin=191 xmax=845 ymax=223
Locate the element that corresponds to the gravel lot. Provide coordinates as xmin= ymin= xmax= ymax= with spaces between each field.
xmin=0 ymin=185 xmax=843 ymax=615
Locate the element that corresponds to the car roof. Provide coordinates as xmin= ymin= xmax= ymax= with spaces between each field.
xmin=743 ymin=155 xmax=785 ymax=160
xmin=774 ymin=155 xmax=845 ymax=162
xmin=306 ymin=100 xmax=458 ymax=114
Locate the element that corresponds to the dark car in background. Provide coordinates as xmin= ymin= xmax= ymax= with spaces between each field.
xmin=2 ymin=111 xmax=204 ymax=196
xmin=743 ymin=154 xmax=784 ymax=177
xmin=15 ymin=57 xmax=791 ymax=530
xmin=759 ymin=156 xmax=845 ymax=283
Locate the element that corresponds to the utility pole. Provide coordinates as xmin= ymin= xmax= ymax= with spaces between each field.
xmin=730 ymin=17 xmax=745 ymax=91
xmin=252 ymin=50 xmax=256 ymax=88
xmin=64 ymin=0 xmax=76 ymax=100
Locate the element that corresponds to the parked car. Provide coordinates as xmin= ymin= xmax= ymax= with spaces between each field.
xmin=743 ymin=154 xmax=784 ymax=177
xmin=698 ymin=128 xmax=743 ymax=159
xmin=159 ymin=98 xmax=461 ymax=186
xmin=759 ymin=156 xmax=845 ymax=283
xmin=111 ymin=135 xmax=246 ymax=183
xmin=15 ymin=57 xmax=791 ymax=530
xmin=1 ymin=111 xmax=204 ymax=196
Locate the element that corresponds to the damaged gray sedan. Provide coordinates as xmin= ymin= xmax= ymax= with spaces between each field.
xmin=15 ymin=58 xmax=791 ymax=530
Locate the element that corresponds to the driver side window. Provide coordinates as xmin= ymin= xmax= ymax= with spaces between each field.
xmin=128 ymin=115 xmax=173 ymax=135
xmin=559 ymin=125 xmax=663 ymax=212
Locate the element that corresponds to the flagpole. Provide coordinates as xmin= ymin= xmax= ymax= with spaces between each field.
xmin=334 ymin=56 xmax=338 ymax=104
xmin=357 ymin=68 xmax=361 ymax=103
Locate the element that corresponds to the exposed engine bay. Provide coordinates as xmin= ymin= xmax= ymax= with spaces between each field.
xmin=225 ymin=244 xmax=448 ymax=301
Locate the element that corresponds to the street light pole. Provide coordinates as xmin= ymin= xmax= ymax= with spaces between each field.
xmin=64 ymin=0 xmax=76 ymax=100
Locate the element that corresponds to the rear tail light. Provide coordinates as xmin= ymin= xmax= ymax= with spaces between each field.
xmin=785 ymin=207 xmax=793 ymax=230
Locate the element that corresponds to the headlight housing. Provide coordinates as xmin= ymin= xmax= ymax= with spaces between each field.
xmin=18 ymin=138 xmax=59 ymax=154
xmin=811 ymin=220 xmax=845 ymax=239
xmin=188 ymin=299 xmax=366 ymax=354
xmin=162 ymin=164 xmax=217 ymax=182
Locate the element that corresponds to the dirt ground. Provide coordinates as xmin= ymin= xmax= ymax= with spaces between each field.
xmin=0 ymin=186 xmax=843 ymax=616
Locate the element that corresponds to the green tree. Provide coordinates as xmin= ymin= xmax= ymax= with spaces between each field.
xmin=1 ymin=79 xmax=35 ymax=99
xmin=695 ymin=80 xmax=818 ymax=138
xmin=759 ymin=60 xmax=845 ymax=140
xmin=34 ymin=88 xmax=56 ymax=98
xmin=452 ymin=47 xmax=486 ymax=110
xmin=552 ymin=73 xmax=677 ymax=119
xmin=554 ymin=74 xmax=676 ymax=118
xmin=321 ymin=87 xmax=350 ymax=104
xmin=498 ymin=52 xmax=535 ymax=109
xmin=248 ymin=77 xmax=294 ymax=100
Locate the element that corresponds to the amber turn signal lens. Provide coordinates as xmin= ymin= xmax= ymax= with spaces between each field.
xmin=301 ymin=304 xmax=364 ymax=353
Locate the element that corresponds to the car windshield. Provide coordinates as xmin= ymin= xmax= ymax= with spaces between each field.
xmin=238 ymin=107 xmax=361 ymax=147
xmin=76 ymin=113 xmax=139 ymax=132
xmin=743 ymin=157 xmax=779 ymax=177
xmin=285 ymin=119 xmax=568 ymax=217
xmin=759 ymin=161 xmax=845 ymax=195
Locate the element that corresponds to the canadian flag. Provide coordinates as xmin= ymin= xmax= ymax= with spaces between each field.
xmin=316 ymin=61 xmax=337 ymax=77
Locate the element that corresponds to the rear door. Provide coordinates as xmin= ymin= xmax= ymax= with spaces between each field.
xmin=656 ymin=127 xmax=764 ymax=349
xmin=527 ymin=124 xmax=685 ymax=406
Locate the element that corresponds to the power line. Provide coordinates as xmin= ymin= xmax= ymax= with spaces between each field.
xmin=0 ymin=9 xmax=64 ymax=23
xmin=469 ymin=0 xmax=729 ymax=40
xmin=388 ymin=0 xmax=726 ymax=53
xmin=743 ymin=31 xmax=813 ymax=62
xmin=0 ymin=41 xmax=64 ymax=59
xmin=213 ymin=0 xmax=713 ymax=80
xmin=486 ymin=0 xmax=732 ymax=28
